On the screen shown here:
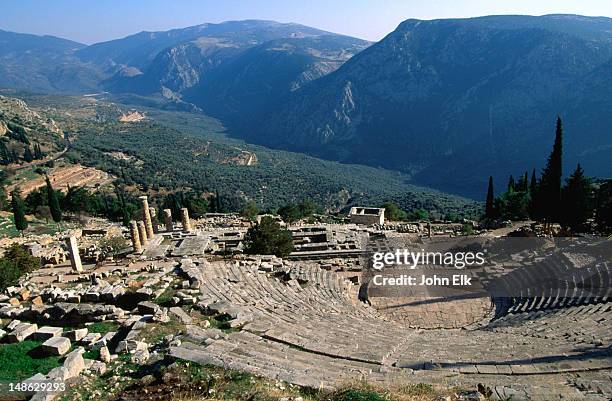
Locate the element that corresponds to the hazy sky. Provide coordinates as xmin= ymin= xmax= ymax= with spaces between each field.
xmin=1 ymin=0 xmax=612 ymax=44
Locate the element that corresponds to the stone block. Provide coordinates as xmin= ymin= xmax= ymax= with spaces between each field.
xmin=7 ymin=319 xmax=21 ymax=330
xmin=169 ymin=307 xmax=193 ymax=324
xmin=7 ymin=322 xmax=38 ymax=343
xmin=41 ymin=336 xmax=71 ymax=356
xmin=80 ymin=332 xmax=101 ymax=346
xmin=31 ymin=326 xmax=63 ymax=341
xmin=137 ymin=301 xmax=160 ymax=315
xmin=64 ymin=328 xmax=88 ymax=341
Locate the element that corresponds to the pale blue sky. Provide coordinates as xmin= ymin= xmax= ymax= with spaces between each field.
xmin=1 ymin=0 xmax=612 ymax=44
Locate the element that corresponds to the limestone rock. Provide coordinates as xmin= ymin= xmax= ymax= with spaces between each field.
xmin=137 ymin=301 xmax=160 ymax=315
xmin=7 ymin=322 xmax=37 ymax=342
xmin=169 ymin=307 xmax=193 ymax=324
xmin=41 ymin=336 xmax=71 ymax=356
xmin=64 ymin=328 xmax=88 ymax=341
xmin=31 ymin=326 xmax=63 ymax=341
xmin=99 ymin=345 xmax=111 ymax=363
xmin=63 ymin=347 xmax=85 ymax=379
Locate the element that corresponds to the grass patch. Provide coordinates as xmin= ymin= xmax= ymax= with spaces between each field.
xmin=0 ymin=340 xmax=62 ymax=382
xmin=208 ymin=314 xmax=240 ymax=333
xmin=139 ymin=317 xmax=186 ymax=345
xmin=397 ymin=383 xmax=435 ymax=397
xmin=153 ymin=286 xmax=177 ymax=306
xmin=330 ymin=388 xmax=389 ymax=401
xmin=82 ymin=348 xmax=100 ymax=361
xmin=0 ymin=214 xmax=65 ymax=238
xmin=87 ymin=321 xmax=119 ymax=334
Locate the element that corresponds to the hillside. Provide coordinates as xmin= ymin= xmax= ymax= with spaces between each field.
xmin=184 ymin=34 xmax=370 ymax=125
xmin=16 ymin=93 xmax=478 ymax=217
xmin=0 ymin=30 xmax=103 ymax=93
xmin=0 ymin=93 xmax=65 ymax=166
xmin=252 ymin=15 xmax=612 ymax=198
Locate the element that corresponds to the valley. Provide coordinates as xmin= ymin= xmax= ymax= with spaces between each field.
xmin=2 ymin=91 xmax=478 ymax=218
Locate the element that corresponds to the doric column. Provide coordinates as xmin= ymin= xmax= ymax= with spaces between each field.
xmin=129 ymin=221 xmax=142 ymax=253
xmin=137 ymin=221 xmax=149 ymax=246
xmin=180 ymin=208 xmax=192 ymax=232
xmin=149 ymin=208 xmax=158 ymax=233
xmin=139 ymin=196 xmax=154 ymax=238
xmin=163 ymin=209 xmax=173 ymax=232
xmin=66 ymin=236 xmax=83 ymax=272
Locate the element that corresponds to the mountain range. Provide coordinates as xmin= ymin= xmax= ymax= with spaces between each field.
xmin=1 ymin=15 xmax=611 ymax=199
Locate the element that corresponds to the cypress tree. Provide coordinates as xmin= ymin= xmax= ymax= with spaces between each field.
xmin=530 ymin=169 xmax=537 ymax=194
xmin=34 ymin=143 xmax=43 ymax=160
xmin=11 ymin=190 xmax=28 ymax=234
xmin=485 ymin=176 xmax=495 ymax=219
xmin=23 ymin=146 xmax=34 ymax=163
xmin=560 ymin=164 xmax=593 ymax=232
xmin=45 ymin=176 xmax=62 ymax=224
xmin=0 ymin=174 xmax=8 ymax=212
xmin=215 ymin=189 xmax=222 ymax=213
xmin=0 ymin=142 xmax=9 ymax=165
xmin=522 ymin=171 xmax=529 ymax=192
xmin=507 ymin=175 xmax=515 ymax=193
xmin=538 ymin=117 xmax=564 ymax=223
xmin=115 ymin=185 xmax=130 ymax=227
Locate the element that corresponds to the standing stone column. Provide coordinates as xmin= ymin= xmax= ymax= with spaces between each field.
xmin=149 ymin=208 xmax=159 ymax=233
xmin=137 ymin=221 xmax=149 ymax=246
xmin=139 ymin=196 xmax=154 ymax=239
xmin=163 ymin=209 xmax=173 ymax=232
xmin=180 ymin=208 xmax=192 ymax=232
xmin=66 ymin=236 xmax=83 ymax=273
xmin=129 ymin=221 xmax=142 ymax=253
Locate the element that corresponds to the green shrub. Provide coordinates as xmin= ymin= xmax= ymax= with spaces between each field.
xmin=244 ymin=216 xmax=294 ymax=257
xmin=0 ymin=244 xmax=40 ymax=291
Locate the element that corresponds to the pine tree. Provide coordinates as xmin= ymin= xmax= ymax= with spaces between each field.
xmin=560 ymin=164 xmax=594 ymax=232
xmin=507 ymin=175 xmax=515 ymax=193
xmin=45 ymin=176 xmax=62 ymax=224
xmin=522 ymin=171 xmax=529 ymax=192
xmin=538 ymin=117 xmax=563 ymax=223
xmin=11 ymin=190 xmax=28 ymax=234
xmin=485 ymin=176 xmax=495 ymax=219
